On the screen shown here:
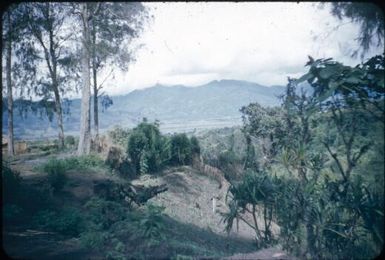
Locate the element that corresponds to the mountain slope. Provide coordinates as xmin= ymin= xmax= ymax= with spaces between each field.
xmin=2 ymin=79 xmax=285 ymax=139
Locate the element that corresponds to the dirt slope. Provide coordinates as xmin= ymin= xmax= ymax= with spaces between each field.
xmin=3 ymin=154 xmax=292 ymax=259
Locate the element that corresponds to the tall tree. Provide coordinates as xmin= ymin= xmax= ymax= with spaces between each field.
xmin=4 ymin=10 xmax=14 ymax=156
xmin=25 ymin=2 xmax=76 ymax=149
xmin=2 ymin=4 xmax=35 ymax=156
xmin=77 ymin=3 xmax=93 ymax=155
xmin=90 ymin=2 xmax=148 ymax=149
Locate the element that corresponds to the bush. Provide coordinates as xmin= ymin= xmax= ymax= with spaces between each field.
xmin=33 ymin=207 xmax=83 ymax=236
xmin=43 ymin=158 xmax=67 ymax=192
xmin=76 ymin=154 xmax=104 ymax=168
xmin=40 ymin=154 xmax=105 ymax=174
xmin=84 ymin=197 xmax=128 ymax=230
xmin=127 ymin=120 xmax=201 ymax=174
xmin=138 ymin=203 xmax=166 ymax=242
xmin=80 ymin=230 xmax=111 ymax=249
xmin=170 ymin=134 xmax=192 ymax=165
xmin=127 ymin=119 xmax=170 ymax=174
xmin=108 ymin=126 xmax=131 ymax=147
xmin=65 ymin=135 xmax=76 ymax=146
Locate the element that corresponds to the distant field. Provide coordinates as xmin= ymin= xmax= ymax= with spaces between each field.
xmin=2 ymin=118 xmax=243 ymax=141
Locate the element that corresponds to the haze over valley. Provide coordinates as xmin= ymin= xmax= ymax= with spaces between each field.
xmin=2 ymin=79 xmax=285 ymax=139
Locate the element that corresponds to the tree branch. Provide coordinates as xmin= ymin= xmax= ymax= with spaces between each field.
xmin=97 ymin=68 xmax=114 ymax=91
xmin=323 ymin=141 xmax=347 ymax=182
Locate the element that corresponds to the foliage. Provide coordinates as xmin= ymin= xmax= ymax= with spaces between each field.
xmin=138 ymin=203 xmax=166 ymax=243
xmin=127 ymin=119 xmax=167 ymax=174
xmin=108 ymin=126 xmax=131 ymax=147
xmin=32 ymin=207 xmax=83 ymax=236
xmin=65 ymin=135 xmax=76 ymax=147
xmin=127 ymin=119 xmax=201 ymax=174
xmin=197 ymin=127 xmax=253 ymax=181
xmin=233 ymin=54 xmax=384 ymax=258
xmin=327 ymin=2 xmax=384 ymax=57
xmin=43 ymin=158 xmax=67 ymax=192
xmin=83 ymin=197 xmax=129 ymax=230
xmin=223 ymin=170 xmax=278 ymax=247
xmin=190 ymin=136 xmax=201 ymax=155
xmin=170 ymin=133 xmax=192 ymax=165
xmin=40 ymin=154 xmax=105 ymax=172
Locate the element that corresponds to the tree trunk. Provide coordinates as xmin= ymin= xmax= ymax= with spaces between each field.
xmin=53 ymin=84 xmax=65 ymax=149
xmin=91 ymin=21 xmax=99 ymax=151
xmin=77 ymin=3 xmax=91 ymax=155
xmin=47 ymin=3 xmax=65 ymax=149
xmin=6 ymin=11 xmax=14 ymax=156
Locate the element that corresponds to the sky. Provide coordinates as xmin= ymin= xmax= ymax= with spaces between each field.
xmin=97 ymin=2 xmax=383 ymax=96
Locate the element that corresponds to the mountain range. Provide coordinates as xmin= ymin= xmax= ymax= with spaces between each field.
xmin=2 ymin=79 xmax=285 ymax=139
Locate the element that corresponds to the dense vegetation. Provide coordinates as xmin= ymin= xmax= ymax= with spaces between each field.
xmin=2 ymin=2 xmax=384 ymax=259
xmin=127 ymin=119 xmax=201 ymax=175
xmin=221 ymin=55 xmax=384 ymax=258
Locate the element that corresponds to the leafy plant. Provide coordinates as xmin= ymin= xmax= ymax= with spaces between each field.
xmin=170 ymin=133 xmax=192 ymax=165
xmin=43 ymin=158 xmax=67 ymax=192
xmin=223 ymin=169 xmax=278 ymax=247
xmin=138 ymin=203 xmax=166 ymax=243
xmin=65 ymin=135 xmax=76 ymax=146
xmin=32 ymin=207 xmax=83 ymax=236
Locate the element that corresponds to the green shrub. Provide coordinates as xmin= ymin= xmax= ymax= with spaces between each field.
xmin=127 ymin=119 xmax=170 ymax=174
xmin=108 ymin=126 xmax=131 ymax=147
xmin=127 ymin=120 xmax=201 ymax=174
xmin=138 ymin=203 xmax=166 ymax=242
xmin=80 ymin=230 xmax=111 ymax=249
xmin=76 ymin=154 xmax=104 ymax=168
xmin=170 ymin=133 xmax=192 ymax=165
xmin=43 ymin=158 xmax=67 ymax=192
xmin=190 ymin=136 xmax=200 ymax=155
xmin=32 ymin=208 xmax=83 ymax=236
xmin=40 ymin=154 xmax=105 ymax=174
xmin=84 ymin=197 xmax=128 ymax=230
xmin=65 ymin=135 xmax=76 ymax=146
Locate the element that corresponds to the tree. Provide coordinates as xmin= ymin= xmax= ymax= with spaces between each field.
xmin=127 ymin=119 xmax=169 ymax=174
xmin=2 ymin=4 xmax=35 ymax=156
xmin=3 ymin=9 xmax=14 ymax=156
xmin=236 ymin=55 xmax=384 ymax=258
xmin=223 ymin=169 xmax=278 ymax=247
xmin=76 ymin=3 xmax=100 ymax=155
xmin=25 ymin=2 xmax=77 ymax=149
xmin=327 ymin=2 xmax=384 ymax=58
xmin=90 ymin=2 xmax=148 ymax=148
xmin=170 ymin=133 xmax=192 ymax=165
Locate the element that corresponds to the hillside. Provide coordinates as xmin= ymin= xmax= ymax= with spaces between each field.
xmin=2 ymin=79 xmax=284 ymax=139
xmin=3 ymin=151 xmax=291 ymax=259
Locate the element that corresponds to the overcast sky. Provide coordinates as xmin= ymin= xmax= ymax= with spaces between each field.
xmin=99 ymin=2 xmax=383 ymax=96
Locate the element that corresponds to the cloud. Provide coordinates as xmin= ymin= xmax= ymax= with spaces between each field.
xmin=101 ymin=2 xmax=384 ymax=95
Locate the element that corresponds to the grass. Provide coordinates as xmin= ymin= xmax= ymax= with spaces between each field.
xmin=35 ymin=154 xmax=107 ymax=173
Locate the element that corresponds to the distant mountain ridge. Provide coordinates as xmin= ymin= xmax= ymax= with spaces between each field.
xmin=2 ymin=79 xmax=285 ymax=139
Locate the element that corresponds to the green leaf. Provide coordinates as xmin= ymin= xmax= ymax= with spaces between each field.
xmin=345 ymin=76 xmax=361 ymax=84
xmin=324 ymin=228 xmax=349 ymax=239
xmin=319 ymin=66 xmax=336 ymax=79
xmin=296 ymin=73 xmax=314 ymax=84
